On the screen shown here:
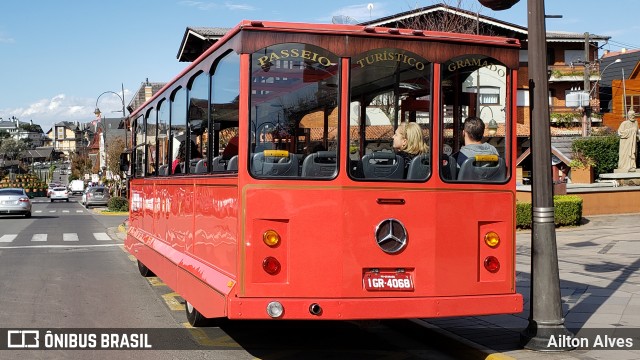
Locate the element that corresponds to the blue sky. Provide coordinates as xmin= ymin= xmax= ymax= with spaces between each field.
xmin=1 ymin=0 xmax=638 ymax=133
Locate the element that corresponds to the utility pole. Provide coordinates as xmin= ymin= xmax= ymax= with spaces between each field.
xmin=582 ymin=32 xmax=591 ymax=136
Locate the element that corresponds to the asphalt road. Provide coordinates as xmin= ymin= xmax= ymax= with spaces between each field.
xmin=0 ymin=197 xmax=460 ymax=360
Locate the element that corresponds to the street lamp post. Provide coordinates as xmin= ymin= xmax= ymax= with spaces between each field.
xmin=477 ymin=0 xmax=573 ymax=351
xmin=94 ymin=86 xmax=127 ymax=179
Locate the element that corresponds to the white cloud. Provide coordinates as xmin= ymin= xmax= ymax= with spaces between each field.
xmin=327 ymin=3 xmax=389 ymax=23
xmin=225 ymin=2 xmax=256 ymax=11
xmin=0 ymin=33 xmax=14 ymax=43
xmin=178 ymin=0 xmax=218 ymax=11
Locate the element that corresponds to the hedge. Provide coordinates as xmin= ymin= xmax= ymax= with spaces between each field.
xmin=108 ymin=196 xmax=129 ymax=212
xmin=516 ymin=195 xmax=582 ymax=229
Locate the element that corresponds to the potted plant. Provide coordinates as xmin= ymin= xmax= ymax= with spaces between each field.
xmin=569 ymin=153 xmax=595 ymax=184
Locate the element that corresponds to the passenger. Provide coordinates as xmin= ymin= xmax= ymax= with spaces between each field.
xmin=172 ymin=140 xmax=201 ymax=174
xmin=455 ymin=116 xmax=499 ymax=167
xmin=171 ymin=142 xmax=185 ymax=174
xmin=222 ymin=136 xmax=239 ymax=160
xmin=392 ymin=122 xmax=428 ymax=175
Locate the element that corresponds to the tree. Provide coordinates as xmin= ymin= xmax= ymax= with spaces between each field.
xmin=397 ymin=1 xmax=492 ymax=35
xmin=71 ymin=154 xmax=93 ymax=180
xmin=0 ymin=138 xmax=28 ymax=161
xmin=106 ymin=138 xmax=126 ymax=177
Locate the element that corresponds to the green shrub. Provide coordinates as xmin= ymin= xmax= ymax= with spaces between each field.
xmin=108 ymin=196 xmax=129 ymax=212
xmin=571 ymin=135 xmax=619 ymax=177
xmin=516 ymin=195 xmax=582 ymax=229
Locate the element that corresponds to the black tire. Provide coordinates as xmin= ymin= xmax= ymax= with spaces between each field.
xmin=25 ymin=212 xmax=31 ymax=218
xmin=50 ymin=199 xmax=54 ymax=202
xmin=66 ymin=199 xmax=69 ymax=202
xmin=137 ymin=260 xmax=155 ymax=277
xmin=185 ymin=301 xmax=214 ymax=327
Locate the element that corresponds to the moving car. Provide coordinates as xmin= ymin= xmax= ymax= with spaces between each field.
xmin=83 ymin=186 xmax=110 ymax=208
xmin=0 ymin=188 xmax=32 ymax=218
xmin=69 ymin=180 xmax=85 ymax=195
xmin=50 ymin=187 xmax=70 ymax=202
xmin=47 ymin=182 xmax=63 ymax=197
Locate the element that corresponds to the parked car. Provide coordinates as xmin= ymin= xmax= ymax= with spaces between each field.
xmin=0 ymin=188 xmax=32 ymax=218
xmin=83 ymin=186 xmax=110 ymax=208
xmin=50 ymin=187 xmax=70 ymax=202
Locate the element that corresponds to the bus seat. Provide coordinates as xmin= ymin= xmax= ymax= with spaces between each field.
xmin=189 ymin=158 xmax=202 ymax=173
xmin=211 ymin=156 xmax=226 ymax=171
xmin=252 ymin=151 xmax=299 ymax=176
xmin=227 ymin=155 xmax=238 ymax=171
xmin=457 ymin=155 xmax=506 ymax=181
xmin=407 ymin=153 xmax=430 ymax=179
xmin=362 ymin=152 xmax=404 ymax=179
xmin=194 ymin=158 xmax=207 ymax=174
xmin=441 ymin=154 xmax=457 ymax=180
xmin=158 ymin=164 xmax=169 ymax=176
xmin=301 ymin=151 xmax=337 ymax=177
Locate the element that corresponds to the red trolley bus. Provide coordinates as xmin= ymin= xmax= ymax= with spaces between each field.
xmin=124 ymin=20 xmax=523 ymax=326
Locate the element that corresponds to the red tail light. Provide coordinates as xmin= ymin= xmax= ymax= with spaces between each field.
xmin=262 ymin=256 xmax=281 ymax=275
xmin=484 ymin=256 xmax=500 ymax=273
xmin=19 ymin=197 xmax=29 ymax=202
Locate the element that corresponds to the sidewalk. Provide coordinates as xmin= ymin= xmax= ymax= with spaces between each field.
xmin=421 ymin=214 xmax=640 ymax=359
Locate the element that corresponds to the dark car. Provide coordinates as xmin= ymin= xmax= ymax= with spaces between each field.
xmin=83 ymin=186 xmax=111 ymax=208
xmin=0 ymin=188 xmax=32 ymax=218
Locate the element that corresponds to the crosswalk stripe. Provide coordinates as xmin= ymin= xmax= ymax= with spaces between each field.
xmin=62 ymin=210 xmax=69 ymax=213
xmin=32 ymin=234 xmax=47 ymax=242
xmin=93 ymin=233 xmax=111 ymax=241
xmin=0 ymin=234 xmax=18 ymax=242
xmin=76 ymin=210 xmax=83 ymax=213
xmin=35 ymin=210 xmax=43 ymax=213
xmin=63 ymin=233 xmax=79 ymax=241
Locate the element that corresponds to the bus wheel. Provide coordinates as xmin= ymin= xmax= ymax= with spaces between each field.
xmin=185 ymin=301 xmax=212 ymax=327
xmin=137 ymin=260 xmax=155 ymax=277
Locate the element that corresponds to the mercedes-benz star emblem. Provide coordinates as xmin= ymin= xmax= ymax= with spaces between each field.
xmin=375 ymin=219 xmax=408 ymax=253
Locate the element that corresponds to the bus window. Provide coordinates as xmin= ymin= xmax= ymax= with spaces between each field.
xmin=249 ymin=43 xmax=339 ymax=179
xmin=157 ymin=99 xmax=170 ymax=176
xmin=440 ymin=55 xmax=509 ymax=182
xmin=211 ymin=51 xmax=240 ymax=171
xmin=145 ymin=108 xmax=157 ymax=176
xmin=171 ymin=88 xmax=187 ymax=175
xmin=134 ymin=115 xmax=145 ymax=177
xmin=188 ymin=72 xmax=208 ymax=174
xmin=349 ymin=48 xmax=432 ymax=181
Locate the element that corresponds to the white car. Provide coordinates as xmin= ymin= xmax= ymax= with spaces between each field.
xmin=50 ymin=187 xmax=70 ymax=202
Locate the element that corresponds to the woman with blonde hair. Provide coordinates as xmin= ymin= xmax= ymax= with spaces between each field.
xmin=392 ymin=122 xmax=428 ymax=175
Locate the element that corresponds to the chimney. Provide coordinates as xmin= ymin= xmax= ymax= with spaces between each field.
xmin=144 ymin=78 xmax=153 ymax=101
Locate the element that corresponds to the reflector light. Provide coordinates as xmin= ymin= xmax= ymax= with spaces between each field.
xmin=19 ymin=197 xmax=29 ymax=202
xmin=484 ymin=256 xmax=500 ymax=273
xmin=263 ymin=230 xmax=281 ymax=247
xmin=266 ymin=301 xmax=284 ymax=318
xmin=263 ymin=256 xmax=281 ymax=275
xmin=484 ymin=231 xmax=500 ymax=248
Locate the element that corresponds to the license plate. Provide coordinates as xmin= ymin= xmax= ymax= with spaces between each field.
xmin=363 ymin=272 xmax=414 ymax=291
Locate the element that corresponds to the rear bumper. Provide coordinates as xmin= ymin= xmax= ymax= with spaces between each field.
xmin=227 ymin=294 xmax=523 ymax=320
xmin=0 ymin=208 xmax=31 ymax=215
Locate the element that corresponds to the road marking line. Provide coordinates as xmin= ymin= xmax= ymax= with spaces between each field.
xmin=76 ymin=210 xmax=83 ymax=213
xmin=0 ymin=234 xmax=17 ymax=242
xmin=161 ymin=292 xmax=184 ymax=311
xmin=62 ymin=210 xmax=69 ymax=213
xmin=0 ymin=244 xmax=123 ymax=249
xmin=32 ymin=234 xmax=47 ymax=242
xmin=35 ymin=210 xmax=43 ymax=213
xmin=182 ymin=323 xmax=241 ymax=348
xmin=146 ymin=277 xmax=166 ymax=287
xmin=93 ymin=232 xmax=111 ymax=241
xmin=63 ymin=233 xmax=79 ymax=241
xmin=49 ymin=210 xmax=56 ymax=213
